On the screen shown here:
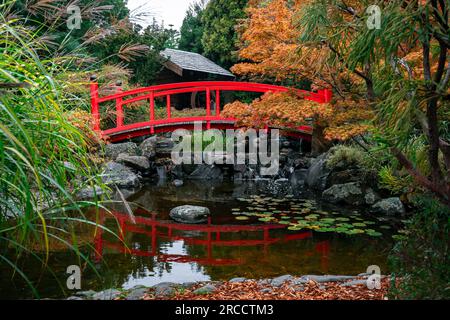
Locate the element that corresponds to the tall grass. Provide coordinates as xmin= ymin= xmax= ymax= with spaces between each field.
xmin=0 ymin=10 xmax=113 ymax=297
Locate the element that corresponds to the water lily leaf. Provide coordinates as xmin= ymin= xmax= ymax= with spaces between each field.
xmin=336 ymin=217 xmax=350 ymax=222
xmin=366 ymin=231 xmax=383 ymax=237
xmin=337 ymin=223 xmax=353 ymax=228
xmin=352 ymin=222 xmax=367 ymax=227
xmin=278 ymin=220 xmax=291 ymax=225
xmin=235 ymin=216 xmax=250 ymax=221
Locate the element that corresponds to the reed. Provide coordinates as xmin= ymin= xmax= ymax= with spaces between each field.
xmin=0 ymin=8 xmax=115 ymax=298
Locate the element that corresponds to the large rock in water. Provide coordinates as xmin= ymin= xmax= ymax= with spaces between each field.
xmin=322 ymin=182 xmax=371 ymax=206
xmin=104 ymin=142 xmax=139 ymax=160
xmin=371 ymin=197 xmax=405 ymax=215
xmin=169 ymin=205 xmax=210 ymax=224
xmin=101 ymin=161 xmax=141 ymax=189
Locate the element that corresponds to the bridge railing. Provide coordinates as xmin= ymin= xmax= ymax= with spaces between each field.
xmin=89 ymin=77 xmax=332 ymax=140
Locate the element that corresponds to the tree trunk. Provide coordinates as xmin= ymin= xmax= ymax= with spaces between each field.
xmin=311 ymin=124 xmax=332 ymax=156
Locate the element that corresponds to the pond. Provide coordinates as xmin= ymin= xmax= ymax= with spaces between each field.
xmin=0 ymin=180 xmax=398 ymax=299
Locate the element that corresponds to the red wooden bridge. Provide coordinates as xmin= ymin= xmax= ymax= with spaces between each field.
xmin=90 ymin=79 xmax=332 ymax=143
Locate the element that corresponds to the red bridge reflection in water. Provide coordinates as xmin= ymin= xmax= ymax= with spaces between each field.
xmin=93 ymin=211 xmax=330 ymax=270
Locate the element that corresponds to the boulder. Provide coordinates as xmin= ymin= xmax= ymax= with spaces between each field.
xmin=188 ymin=164 xmax=223 ymax=180
xmin=299 ymin=275 xmax=355 ymax=283
xmin=153 ymin=282 xmax=176 ymax=298
xmin=290 ymin=169 xmax=308 ymax=186
xmin=322 ymin=182 xmax=365 ymax=205
xmin=139 ymin=136 xmax=157 ymax=159
xmin=116 ymin=153 xmax=151 ymax=172
xmin=92 ymin=289 xmax=121 ymax=300
xmin=340 ymin=279 xmax=367 ymax=287
xmin=193 ymin=284 xmax=216 ymax=295
xmin=105 ymin=142 xmax=139 ymax=160
xmin=364 ymin=188 xmax=381 ymax=205
xmin=305 ymin=153 xmax=330 ymax=191
xmin=169 ymin=205 xmax=210 ymax=224
xmin=125 ymin=286 xmax=148 ymax=300
xmin=155 ymin=137 xmax=175 ymax=157
xmin=271 ymin=275 xmax=293 ymax=287
xmin=326 ymin=168 xmax=367 ymax=187
xmin=229 ymin=277 xmax=247 ymax=283
xmin=371 ymin=197 xmax=405 ymax=215
xmin=76 ymin=185 xmax=108 ymax=200
xmin=101 ymin=161 xmax=141 ymax=189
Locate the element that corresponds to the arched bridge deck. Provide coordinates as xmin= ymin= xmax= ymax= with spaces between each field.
xmin=90 ymin=80 xmax=332 ymax=142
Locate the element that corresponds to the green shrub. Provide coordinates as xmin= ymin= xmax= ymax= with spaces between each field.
xmin=326 ymin=145 xmax=366 ymax=169
xmin=388 ymin=197 xmax=450 ymax=299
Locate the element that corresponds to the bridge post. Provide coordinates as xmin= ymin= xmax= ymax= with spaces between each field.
xmin=166 ymin=94 xmax=171 ymax=119
xmin=115 ymin=81 xmax=124 ymax=128
xmin=149 ymin=91 xmax=155 ymax=134
xmin=215 ymin=90 xmax=220 ymax=117
xmin=206 ymin=88 xmax=211 ymax=129
xmin=89 ymin=75 xmax=100 ymax=132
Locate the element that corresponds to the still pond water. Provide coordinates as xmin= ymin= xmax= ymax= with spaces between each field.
xmin=0 ymin=180 xmax=397 ymax=299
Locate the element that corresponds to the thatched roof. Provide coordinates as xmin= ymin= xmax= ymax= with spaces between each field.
xmin=161 ymin=48 xmax=234 ymax=78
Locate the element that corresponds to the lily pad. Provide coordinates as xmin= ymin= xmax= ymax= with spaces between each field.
xmin=235 ymin=216 xmax=250 ymax=221
xmin=352 ymin=222 xmax=367 ymax=227
xmin=366 ymin=231 xmax=383 ymax=237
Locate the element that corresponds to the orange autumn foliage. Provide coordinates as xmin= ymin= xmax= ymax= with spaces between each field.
xmin=226 ymin=0 xmax=373 ymax=141
xmin=232 ymin=0 xmax=330 ymax=86
xmin=222 ymin=91 xmax=372 ymax=141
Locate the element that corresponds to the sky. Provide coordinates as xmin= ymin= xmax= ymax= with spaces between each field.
xmin=127 ymin=0 xmax=200 ymax=31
